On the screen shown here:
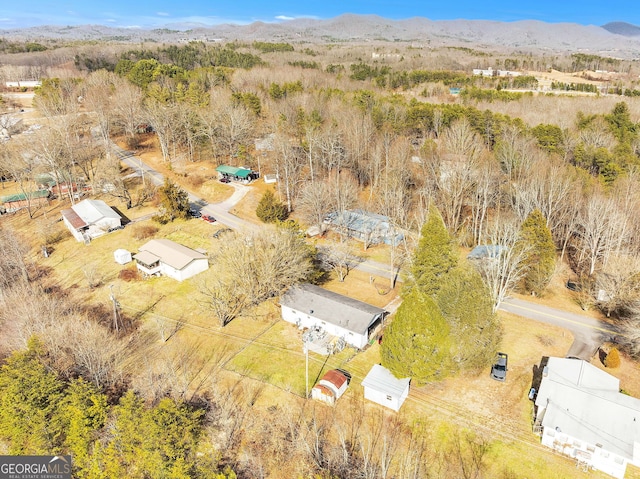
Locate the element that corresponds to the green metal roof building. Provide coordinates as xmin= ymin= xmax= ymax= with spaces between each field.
xmin=1 ymin=189 xmax=51 ymax=203
xmin=215 ymin=165 xmax=256 ymax=180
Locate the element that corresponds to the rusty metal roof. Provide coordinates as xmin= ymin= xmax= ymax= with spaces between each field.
xmin=61 ymin=208 xmax=87 ymax=230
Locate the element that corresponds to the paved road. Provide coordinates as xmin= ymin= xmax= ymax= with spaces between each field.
xmin=499 ymin=297 xmax=621 ymax=359
xmin=113 ymin=143 xmax=259 ymax=232
xmin=114 ymin=146 xmax=619 ymax=359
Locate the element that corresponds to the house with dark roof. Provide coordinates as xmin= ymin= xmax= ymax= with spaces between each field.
xmin=61 ymin=199 xmax=121 ymax=242
xmin=280 ymin=283 xmax=386 ymax=349
xmin=534 ymin=357 xmax=640 ymax=478
xmin=215 ymin=165 xmax=259 ymax=183
xmin=134 ymin=239 xmax=209 ymax=281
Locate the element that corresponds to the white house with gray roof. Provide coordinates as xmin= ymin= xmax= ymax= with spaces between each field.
xmin=280 ymin=283 xmax=386 ymax=349
xmin=534 ymin=357 xmax=640 ymax=478
xmin=61 ymin=199 xmax=121 ymax=242
xmin=134 ymin=239 xmax=208 ymax=281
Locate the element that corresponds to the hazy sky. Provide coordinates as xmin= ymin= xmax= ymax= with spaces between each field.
xmin=0 ymin=0 xmax=636 ymax=29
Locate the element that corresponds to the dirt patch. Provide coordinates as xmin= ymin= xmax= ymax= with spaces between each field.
xmin=415 ymin=312 xmax=573 ymax=433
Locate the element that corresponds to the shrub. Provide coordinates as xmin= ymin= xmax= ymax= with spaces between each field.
xmin=132 ymin=224 xmax=158 ymax=240
xmin=119 ymin=268 xmax=140 ymax=282
xmin=605 ymin=347 xmax=621 ymax=368
xmin=187 ymin=175 xmax=205 ymax=189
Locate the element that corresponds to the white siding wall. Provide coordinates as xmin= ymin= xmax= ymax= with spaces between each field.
xmin=541 ymin=427 xmax=627 ymax=479
xmin=62 ymin=216 xmax=85 ymax=242
xmin=281 ymin=305 xmax=368 ymax=348
xmin=161 ymin=258 xmax=209 ymax=281
xmin=364 ymin=386 xmax=402 ymax=412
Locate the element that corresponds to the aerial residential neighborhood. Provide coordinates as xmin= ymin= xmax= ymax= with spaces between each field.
xmin=1 ymin=12 xmax=640 ymax=479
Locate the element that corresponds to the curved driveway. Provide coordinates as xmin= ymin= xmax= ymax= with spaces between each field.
xmin=114 ymin=143 xmax=259 ymax=232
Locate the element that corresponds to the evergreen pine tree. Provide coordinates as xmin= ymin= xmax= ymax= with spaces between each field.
xmin=381 ymin=289 xmax=453 ymax=384
xmin=156 ymin=178 xmax=190 ymax=223
xmin=435 ymin=265 xmax=503 ymax=372
xmin=519 ymin=209 xmax=556 ymax=295
xmin=0 ymin=338 xmax=65 ymax=454
xmin=256 ymin=190 xmax=288 ymax=223
xmin=409 ymin=206 xmax=458 ymax=296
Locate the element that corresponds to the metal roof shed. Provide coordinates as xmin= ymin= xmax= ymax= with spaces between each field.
xmin=361 ymin=364 xmax=410 ymax=412
xmin=216 ymin=165 xmax=253 ymax=179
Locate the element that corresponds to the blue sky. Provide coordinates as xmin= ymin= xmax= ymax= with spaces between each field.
xmin=0 ymin=0 xmax=636 ymax=30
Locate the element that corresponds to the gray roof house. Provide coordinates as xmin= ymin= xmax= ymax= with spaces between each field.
xmin=134 ymin=239 xmax=209 ymax=281
xmin=280 ymin=283 xmax=386 ymax=349
xmin=323 ymin=210 xmax=404 ymax=246
xmin=534 ymin=357 xmax=640 ymax=478
xmin=361 ymin=364 xmax=410 ymax=412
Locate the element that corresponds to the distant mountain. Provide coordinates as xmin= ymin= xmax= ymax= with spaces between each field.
xmin=601 ymin=22 xmax=640 ymax=37
xmin=2 ymin=14 xmax=640 ymax=58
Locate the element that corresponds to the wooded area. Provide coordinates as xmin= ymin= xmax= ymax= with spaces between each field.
xmin=1 ymin=37 xmax=640 ymax=478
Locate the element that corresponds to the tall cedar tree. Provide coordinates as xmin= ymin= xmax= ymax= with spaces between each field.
xmin=435 ymin=265 xmax=503 ymax=372
xmin=0 ymin=338 xmax=65 ymax=454
xmin=256 ymin=189 xmax=288 ymax=223
xmin=381 ymin=289 xmax=453 ymax=384
xmin=409 ymin=206 xmax=458 ymax=297
xmin=519 ymin=209 xmax=556 ymax=295
xmin=157 ymin=178 xmax=190 ymax=223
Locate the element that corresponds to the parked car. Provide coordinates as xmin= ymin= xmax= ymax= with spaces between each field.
xmin=220 ymin=177 xmax=231 ymax=183
xmin=490 ymin=352 xmax=508 ymax=381
xmin=202 ymin=215 xmax=216 ymax=223
xmin=189 ymin=208 xmax=202 ymax=218
xmin=528 ymin=387 xmax=537 ymax=400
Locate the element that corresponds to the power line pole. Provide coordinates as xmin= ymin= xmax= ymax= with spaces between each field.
xmin=109 ymin=285 xmax=121 ymax=333
xmin=304 ymin=340 xmax=309 ymax=399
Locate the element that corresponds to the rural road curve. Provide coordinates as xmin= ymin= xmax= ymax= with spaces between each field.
xmin=115 ymin=146 xmax=619 ymax=358
xmin=114 ymin=143 xmax=259 ymax=232
xmin=498 ymin=297 xmax=621 ymax=359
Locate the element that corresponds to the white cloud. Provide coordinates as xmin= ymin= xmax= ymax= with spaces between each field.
xmin=156 ymin=12 xmax=170 ymax=17
xmin=275 ymin=15 xmax=294 ymax=21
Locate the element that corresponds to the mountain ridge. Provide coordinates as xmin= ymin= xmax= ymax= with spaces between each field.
xmin=1 ymin=14 xmax=640 ymax=58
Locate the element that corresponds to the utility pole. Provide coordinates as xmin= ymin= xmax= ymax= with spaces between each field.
xmin=109 ymin=285 xmax=121 ymax=333
xmin=304 ymin=340 xmax=309 ymax=399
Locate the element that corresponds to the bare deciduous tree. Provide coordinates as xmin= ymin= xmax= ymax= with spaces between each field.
xmin=200 ymin=278 xmax=248 ymax=327
xmin=474 ymin=218 xmax=532 ymax=312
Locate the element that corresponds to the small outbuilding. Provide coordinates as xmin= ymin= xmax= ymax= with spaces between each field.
xmin=311 ymin=369 xmax=349 ymax=406
xmin=361 ymin=364 xmax=410 ymax=412
xmin=113 ymin=249 xmax=132 ymax=265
